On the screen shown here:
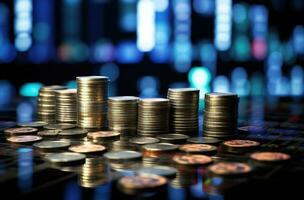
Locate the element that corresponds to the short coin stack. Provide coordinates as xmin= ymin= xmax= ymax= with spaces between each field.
xmin=137 ymin=98 xmax=170 ymax=136
xmin=167 ymin=88 xmax=199 ymax=135
xmin=37 ymin=85 xmax=67 ymax=123
xmin=77 ymin=76 xmax=108 ymax=129
xmin=108 ymin=96 xmax=138 ymax=134
xmin=55 ymin=89 xmax=77 ymax=123
xmin=203 ymin=92 xmax=239 ymax=138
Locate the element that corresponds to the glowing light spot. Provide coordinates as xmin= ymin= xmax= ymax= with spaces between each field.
xmin=19 ymin=82 xmax=43 ymax=97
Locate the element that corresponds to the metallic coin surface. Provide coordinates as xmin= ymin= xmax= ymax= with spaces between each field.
xmin=104 ymin=150 xmax=142 ymax=161
xmin=87 ymin=131 xmax=120 ymax=140
xmin=38 ymin=130 xmax=60 ymax=137
xmin=208 ymin=162 xmax=252 ymax=176
xmin=4 ymin=127 xmax=38 ymax=135
xmin=157 ymin=134 xmax=189 ymax=143
xmin=142 ymin=143 xmax=178 ymax=152
xmin=136 ymin=166 xmax=177 ymax=178
xmin=223 ymin=140 xmax=260 ymax=148
xmin=129 ymin=137 xmax=160 ymax=145
xmin=250 ymin=152 xmax=290 ymax=162
xmin=59 ymin=128 xmax=88 ymax=137
xmin=44 ymin=123 xmax=76 ymax=130
xmin=18 ymin=121 xmax=48 ymax=128
xmin=173 ymin=154 xmax=213 ymax=165
xmin=45 ymin=152 xmax=86 ymax=165
xmin=34 ymin=141 xmax=71 ymax=150
xmin=69 ymin=144 xmax=106 ymax=154
xmin=187 ymin=137 xmax=221 ymax=144
xmin=179 ymin=144 xmax=217 ymax=154
xmin=7 ymin=135 xmax=42 ymax=143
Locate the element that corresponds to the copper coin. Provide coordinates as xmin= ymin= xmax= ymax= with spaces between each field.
xmin=208 ymin=162 xmax=252 ymax=176
xmin=4 ymin=127 xmax=38 ymax=136
xmin=223 ymin=140 xmax=260 ymax=148
xmin=250 ymin=152 xmax=290 ymax=162
xmin=173 ymin=154 xmax=213 ymax=165
xmin=7 ymin=135 xmax=42 ymax=143
xmin=179 ymin=144 xmax=217 ymax=154
xmin=118 ymin=174 xmax=167 ymax=194
xmin=69 ymin=143 xmax=106 ymax=154
xmin=87 ymin=131 xmax=120 ymax=140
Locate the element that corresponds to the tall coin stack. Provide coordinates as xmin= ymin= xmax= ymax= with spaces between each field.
xmin=167 ymin=88 xmax=199 ymax=135
xmin=203 ymin=92 xmax=239 ymax=138
xmin=37 ymin=85 xmax=67 ymax=123
xmin=55 ymin=89 xmax=77 ymax=123
xmin=77 ymin=76 xmax=108 ymax=129
xmin=138 ymin=98 xmax=170 ymax=136
xmin=108 ymin=96 xmax=139 ymax=135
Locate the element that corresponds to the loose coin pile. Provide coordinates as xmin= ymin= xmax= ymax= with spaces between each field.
xmin=55 ymin=89 xmax=77 ymax=123
xmin=137 ymin=98 xmax=170 ymax=136
xmin=203 ymin=92 xmax=239 ymax=138
xmin=167 ymin=88 xmax=199 ymax=135
xmin=77 ymin=76 xmax=108 ymax=129
xmin=37 ymin=85 xmax=67 ymax=123
xmin=108 ymin=96 xmax=138 ymax=134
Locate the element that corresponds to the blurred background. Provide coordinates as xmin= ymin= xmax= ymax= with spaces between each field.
xmin=0 ymin=0 xmax=304 ymax=121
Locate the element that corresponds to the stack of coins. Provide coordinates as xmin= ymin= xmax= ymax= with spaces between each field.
xmin=138 ymin=98 xmax=170 ymax=136
xmin=108 ymin=96 xmax=138 ymax=134
xmin=55 ymin=89 xmax=77 ymax=123
xmin=167 ymin=88 xmax=199 ymax=135
xmin=77 ymin=76 xmax=108 ymax=129
xmin=37 ymin=85 xmax=67 ymax=123
xmin=203 ymin=92 xmax=239 ymax=138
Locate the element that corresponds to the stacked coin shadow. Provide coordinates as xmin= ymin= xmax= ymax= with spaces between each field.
xmin=55 ymin=89 xmax=77 ymax=123
xmin=203 ymin=92 xmax=239 ymax=138
xmin=108 ymin=96 xmax=138 ymax=135
xmin=37 ymin=85 xmax=67 ymax=123
xmin=167 ymin=88 xmax=199 ymax=135
xmin=137 ymin=98 xmax=170 ymax=136
xmin=77 ymin=76 xmax=108 ymax=129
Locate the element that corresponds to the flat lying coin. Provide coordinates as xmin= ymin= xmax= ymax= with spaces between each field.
xmin=173 ymin=154 xmax=213 ymax=166
xmin=69 ymin=143 xmax=106 ymax=154
xmin=250 ymin=152 xmax=290 ymax=163
xmin=179 ymin=144 xmax=217 ymax=154
xmin=38 ymin=130 xmax=60 ymax=137
xmin=104 ymin=151 xmax=142 ymax=162
xmin=118 ymin=174 xmax=167 ymax=195
xmin=45 ymin=152 xmax=86 ymax=165
xmin=157 ymin=134 xmax=189 ymax=144
xmin=34 ymin=141 xmax=71 ymax=151
xmin=223 ymin=140 xmax=260 ymax=148
xmin=44 ymin=123 xmax=76 ymax=130
xmin=7 ymin=135 xmax=42 ymax=143
xmin=87 ymin=131 xmax=120 ymax=141
xmin=142 ymin=143 xmax=178 ymax=152
xmin=4 ymin=127 xmax=38 ymax=136
xmin=136 ymin=166 xmax=177 ymax=178
xmin=208 ymin=162 xmax=252 ymax=176
xmin=187 ymin=137 xmax=221 ymax=145
xmin=18 ymin=121 xmax=48 ymax=128
xmin=129 ymin=137 xmax=160 ymax=145
xmin=59 ymin=128 xmax=88 ymax=137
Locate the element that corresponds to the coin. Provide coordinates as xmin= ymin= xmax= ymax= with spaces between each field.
xmin=173 ymin=154 xmax=213 ymax=166
xmin=179 ymin=144 xmax=217 ymax=155
xmin=7 ymin=135 xmax=42 ymax=143
xmin=104 ymin=151 xmax=142 ymax=162
xmin=59 ymin=128 xmax=88 ymax=137
xmin=157 ymin=134 xmax=189 ymax=144
xmin=136 ymin=166 xmax=177 ymax=178
xmin=45 ymin=152 xmax=86 ymax=165
xmin=38 ymin=130 xmax=60 ymax=137
xmin=223 ymin=140 xmax=260 ymax=148
xmin=69 ymin=143 xmax=106 ymax=154
xmin=87 ymin=131 xmax=120 ymax=141
xmin=250 ymin=152 xmax=291 ymax=163
xmin=187 ymin=137 xmax=222 ymax=145
xmin=0 ymin=121 xmax=17 ymax=131
xmin=55 ymin=89 xmax=77 ymax=123
xmin=34 ymin=141 xmax=71 ymax=151
xmin=18 ymin=121 xmax=48 ymax=128
xmin=142 ymin=143 xmax=178 ymax=152
xmin=44 ymin=123 xmax=76 ymax=130
xmin=118 ymin=174 xmax=167 ymax=194
xmin=129 ymin=137 xmax=160 ymax=145
xmin=208 ymin=162 xmax=252 ymax=176
xmin=4 ymin=127 xmax=38 ymax=136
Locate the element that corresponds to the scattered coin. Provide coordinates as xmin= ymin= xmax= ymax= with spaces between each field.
xmin=38 ymin=130 xmax=60 ymax=137
xmin=173 ymin=154 xmax=213 ymax=166
xmin=129 ymin=137 xmax=160 ymax=145
xmin=34 ymin=141 xmax=71 ymax=151
xmin=179 ymin=144 xmax=217 ymax=155
xmin=69 ymin=143 xmax=106 ymax=154
xmin=18 ymin=121 xmax=48 ymax=128
xmin=104 ymin=151 xmax=142 ymax=162
xmin=187 ymin=137 xmax=222 ymax=145
xmin=4 ymin=127 xmax=38 ymax=136
xmin=157 ymin=134 xmax=189 ymax=144
xmin=87 ymin=131 xmax=120 ymax=141
xmin=44 ymin=123 xmax=76 ymax=130
xmin=59 ymin=128 xmax=88 ymax=137
xmin=45 ymin=152 xmax=86 ymax=165
xmin=223 ymin=140 xmax=260 ymax=148
xmin=7 ymin=135 xmax=42 ymax=143
xmin=208 ymin=162 xmax=252 ymax=176
xmin=118 ymin=174 xmax=167 ymax=195
xmin=136 ymin=166 xmax=177 ymax=178
xmin=250 ymin=152 xmax=291 ymax=163
xmin=142 ymin=143 xmax=178 ymax=152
